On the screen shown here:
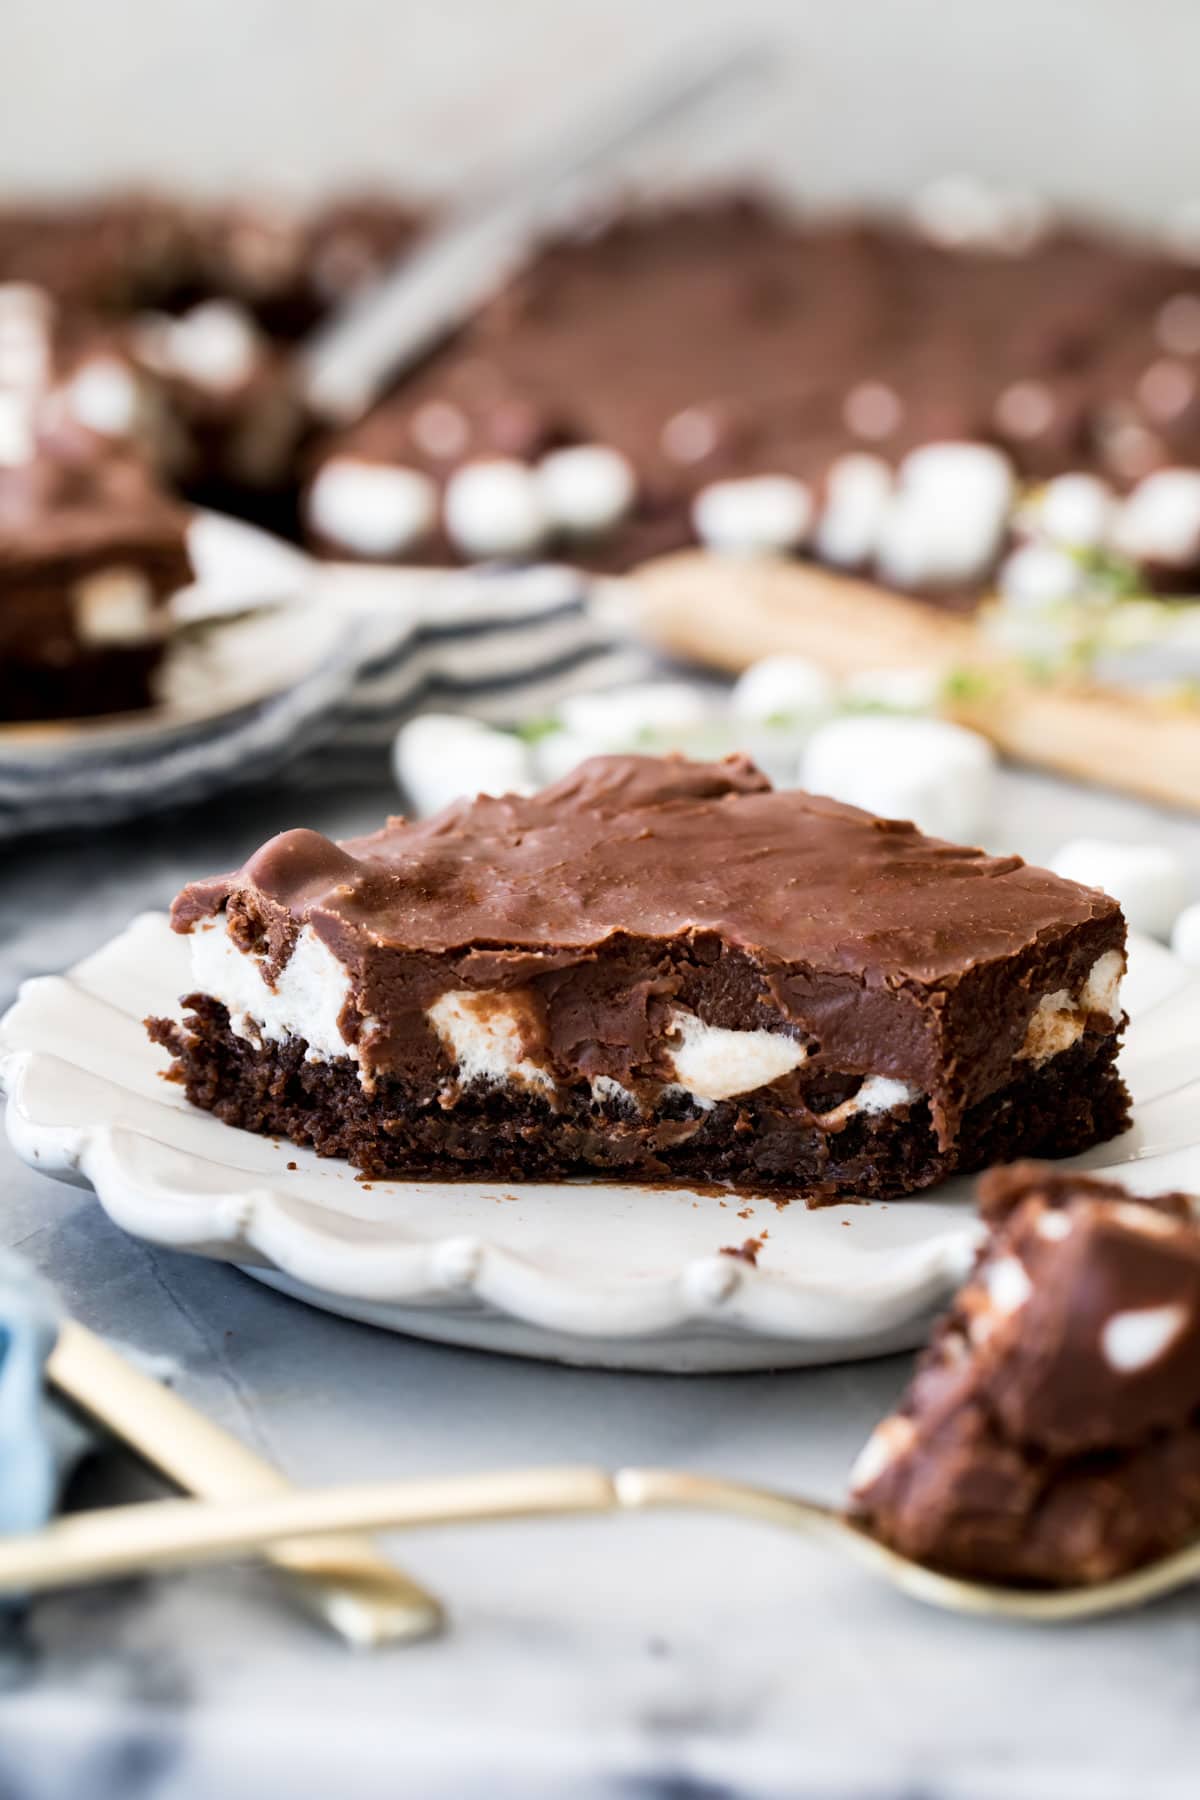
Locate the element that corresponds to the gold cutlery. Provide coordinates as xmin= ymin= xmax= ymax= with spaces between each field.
xmin=46 ymin=1320 xmax=443 ymax=1646
xmin=0 ymin=1466 xmax=615 ymax=1597
xmin=2 ymin=1457 xmax=1198 ymax=1624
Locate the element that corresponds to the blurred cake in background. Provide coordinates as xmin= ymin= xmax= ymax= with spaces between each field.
xmin=11 ymin=180 xmax=1200 ymax=725
xmin=0 ymin=285 xmax=192 ymax=722
xmin=301 ymin=192 xmax=1200 ymax=602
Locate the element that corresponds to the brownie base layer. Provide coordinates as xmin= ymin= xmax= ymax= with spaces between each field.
xmin=149 ymin=998 xmax=1131 ymax=1200
xmin=0 ymin=644 xmax=162 ymax=723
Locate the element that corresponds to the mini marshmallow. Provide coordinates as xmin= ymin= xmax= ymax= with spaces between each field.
xmin=911 ymin=177 xmax=1049 ymax=254
xmin=71 ymin=568 xmax=155 ymax=646
xmin=66 ymin=357 xmax=140 ymax=438
xmin=1031 ymin=472 xmax=1115 ymax=551
xmin=308 ymin=457 xmax=437 ymax=557
xmin=877 ymin=442 xmax=1015 ymax=589
xmin=1101 ymin=1304 xmax=1188 ymax=1373
xmin=692 ymin=475 xmax=813 ymax=555
xmin=443 ymin=458 xmax=549 ymax=560
xmin=531 ymin=684 xmax=711 ymax=784
xmin=1171 ymin=900 xmax=1200 ymax=969
xmin=730 ymin=655 xmax=834 ymax=723
xmin=537 ymin=444 xmax=635 ymax=537
xmin=0 ymin=392 xmax=33 ymax=466
xmin=802 ymin=715 xmax=995 ymax=842
xmin=997 ymin=542 xmax=1086 ymax=609
xmin=392 ymin=714 xmax=534 ymax=816
xmin=841 ymin=665 xmax=942 ymax=714
xmin=814 ymin=453 xmax=893 ymax=566
xmin=1051 ymin=839 xmax=1188 ymax=941
xmin=147 ymin=301 xmax=261 ymax=391
xmin=558 ymin=681 xmax=709 ymax=743
xmin=1112 ymin=469 xmax=1200 ymax=567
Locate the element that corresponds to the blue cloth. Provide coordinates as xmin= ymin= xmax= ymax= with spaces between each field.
xmin=0 ymin=1250 xmax=90 ymax=1538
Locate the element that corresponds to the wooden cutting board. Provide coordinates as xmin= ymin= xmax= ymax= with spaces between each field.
xmin=631 ymin=550 xmax=1200 ymax=813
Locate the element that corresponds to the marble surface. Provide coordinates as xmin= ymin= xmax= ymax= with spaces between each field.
xmin=3 ymin=759 xmax=1200 ymax=1799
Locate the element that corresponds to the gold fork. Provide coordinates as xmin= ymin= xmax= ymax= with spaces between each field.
xmin=46 ymin=1320 xmax=442 ymax=1646
xmin=1 ymin=1461 xmax=1198 ymax=1624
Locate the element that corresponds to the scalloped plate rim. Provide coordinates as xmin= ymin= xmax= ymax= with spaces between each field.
xmin=1 ymin=912 xmax=1197 ymax=1371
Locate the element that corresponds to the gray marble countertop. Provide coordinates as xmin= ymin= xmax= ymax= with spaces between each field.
xmin=3 ymin=760 xmax=1200 ymax=1800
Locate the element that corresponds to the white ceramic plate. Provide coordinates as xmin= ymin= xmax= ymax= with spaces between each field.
xmin=2 ymin=914 xmax=1196 ymax=1371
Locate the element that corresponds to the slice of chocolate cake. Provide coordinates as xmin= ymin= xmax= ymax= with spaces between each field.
xmin=148 ymin=754 xmax=1129 ymax=1197
xmin=851 ymin=1163 xmax=1200 ymax=1585
xmin=0 ymin=396 xmax=192 ymax=723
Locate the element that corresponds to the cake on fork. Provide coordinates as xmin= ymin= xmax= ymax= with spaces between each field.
xmin=851 ymin=1163 xmax=1200 ymax=1584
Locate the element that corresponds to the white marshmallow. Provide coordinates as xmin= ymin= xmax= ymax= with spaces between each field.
xmin=530 ymin=728 xmax=615 ymax=785
xmin=1082 ymin=948 xmax=1126 ymax=1019
xmin=849 ymin=1415 xmax=917 ymax=1495
xmin=912 ymin=177 xmax=1049 ymax=254
xmin=0 ymin=392 xmax=33 ymax=466
xmin=537 ymin=444 xmax=635 ymax=537
xmin=1101 ymin=1304 xmax=1188 ymax=1373
xmin=692 ymin=475 xmax=813 ymax=555
xmin=1113 ymin=469 xmax=1200 ymax=567
xmin=912 ymin=175 xmax=999 ymax=247
xmin=191 ymin=916 xmax=361 ymax=1066
xmin=802 ymin=715 xmax=995 ymax=842
xmin=392 ymin=713 xmax=534 ymax=815
xmin=426 ymin=989 xmax=552 ymax=1093
xmin=818 ymin=1074 xmax=922 ymax=1127
xmin=71 ymin=568 xmax=156 ymax=646
xmin=1032 ymin=472 xmax=1115 ymax=551
xmin=841 ymin=665 xmax=942 ymax=714
xmin=146 ymin=301 xmax=261 ymax=390
xmin=308 ymin=457 xmax=437 ymax=557
xmin=815 ymin=453 xmax=893 ymax=566
xmin=667 ymin=1009 xmax=807 ymax=1103
xmin=1051 ymin=839 xmax=1188 ymax=941
xmin=1170 ymin=900 xmax=1200 ymax=969
xmin=997 ymin=542 xmax=1086 ymax=609
xmin=877 ymin=442 xmax=1015 ymax=588
xmin=983 ymin=1254 xmax=1033 ymax=1317
xmin=67 ymin=357 xmax=139 ymax=437
xmin=557 ymin=682 xmax=709 ymax=743
xmin=531 ymin=682 xmax=710 ymax=784
xmin=730 ymin=655 xmax=835 ymax=724
xmin=443 ymin=458 xmax=549 ymax=559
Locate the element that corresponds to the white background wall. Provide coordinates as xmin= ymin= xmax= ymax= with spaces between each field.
xmin=1 ymin=0 xmax=1196 ymax=223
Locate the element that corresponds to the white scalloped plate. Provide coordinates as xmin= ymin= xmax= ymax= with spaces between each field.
xmin=2 ymin=913 xmax=1197 ymax=1370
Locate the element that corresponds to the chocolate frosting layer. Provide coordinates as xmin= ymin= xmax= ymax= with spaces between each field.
xmin=173 ymin=752 xmax=1119 ymax=979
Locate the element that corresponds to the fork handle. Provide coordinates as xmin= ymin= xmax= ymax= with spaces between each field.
xmin=48 ymin=1321 xmax=442 ymax=1643
xmin=0 ymin=1465 xmax=618 ymax=1597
